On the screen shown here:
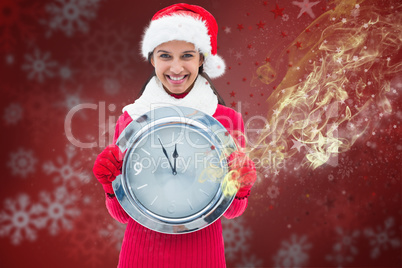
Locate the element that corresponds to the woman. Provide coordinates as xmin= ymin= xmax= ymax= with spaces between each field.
xmin=93 ymin=3 xmax=257 ymax=267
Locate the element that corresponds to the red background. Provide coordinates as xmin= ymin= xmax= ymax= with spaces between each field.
xmin=0 ymin=0 xmax=401 ymax=267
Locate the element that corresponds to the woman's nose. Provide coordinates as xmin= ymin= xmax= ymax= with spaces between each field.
xmin=170 ymin=59 xmax=184 ymax=74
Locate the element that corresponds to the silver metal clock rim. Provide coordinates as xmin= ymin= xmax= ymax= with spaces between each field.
xmin=113 ymin=106 xmax=237 ymax=234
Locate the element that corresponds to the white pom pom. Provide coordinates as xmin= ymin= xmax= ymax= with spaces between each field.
xmin=203 ymin=54 xmax=226 ymax=78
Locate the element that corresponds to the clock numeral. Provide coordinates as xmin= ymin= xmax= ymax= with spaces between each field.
xmin=133 ymin=162 xmax=143 ymax=175
xmin=167 ymin=201 xmax=176 ymax=214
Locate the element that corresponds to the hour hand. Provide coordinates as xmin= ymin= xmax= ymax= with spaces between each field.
xmin=158 ymin=138 xmax=176 ymax=175
xmin=172 ymin=144 xmax=178 ymax=174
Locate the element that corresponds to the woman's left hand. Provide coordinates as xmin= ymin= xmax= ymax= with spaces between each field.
xmin=228 ymin=151 xmax=257 ymax=198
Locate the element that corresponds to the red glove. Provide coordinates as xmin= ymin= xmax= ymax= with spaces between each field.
xmin=228 ymin=151 xmax=257 ymax=198
xmin=93 ymin=144 xmax=124 ymax=194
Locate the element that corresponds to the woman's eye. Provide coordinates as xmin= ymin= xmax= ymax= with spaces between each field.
xmin=160 ymin=54 xmax=171 ymax=58
xmin=182 ymin=54 xmax=194 ymax=59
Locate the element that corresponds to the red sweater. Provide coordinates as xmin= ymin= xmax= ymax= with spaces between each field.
xmin=106 ymin=105 xmax=248 ymax=268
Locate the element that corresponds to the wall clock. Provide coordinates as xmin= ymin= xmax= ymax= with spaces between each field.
xmin=113 ymin=106 xmax=238 ymax=234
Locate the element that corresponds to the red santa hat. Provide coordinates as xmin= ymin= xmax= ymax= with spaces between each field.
xmin=141 ymin=3 xmax=225 ymax=78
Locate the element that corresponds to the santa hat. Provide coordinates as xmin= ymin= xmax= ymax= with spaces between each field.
xmin=141 ymin=3 xmax=225 ymax=78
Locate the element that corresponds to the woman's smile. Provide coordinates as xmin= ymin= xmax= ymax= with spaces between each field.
xmin=166 ymin=74 xmax=188 ymax=84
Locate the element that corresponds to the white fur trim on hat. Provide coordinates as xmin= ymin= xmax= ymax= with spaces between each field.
xmin=203 ymin=54 xmax=226 ymax=78
xmin=141 ymin=15 xmax=211 ymax=58
xmin=141 ymin=14 xmax=226 ymax=78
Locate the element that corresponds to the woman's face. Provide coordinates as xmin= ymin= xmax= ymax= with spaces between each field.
xmin=151 ymin=40 xmax=203 ymax=95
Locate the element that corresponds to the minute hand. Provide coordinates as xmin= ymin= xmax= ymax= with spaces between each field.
xmin=158 ymin=138 xmax=175 ymax=174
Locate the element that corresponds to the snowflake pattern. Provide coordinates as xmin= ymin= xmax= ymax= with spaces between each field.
xmin=325 ymin=227 xmax=360 ymax=266
xmin=364 ymin=217 xmax=401 ymax=259
xmin=38 ymin=187 xmax=81 ymax=236
xmin=42 ymin=0 xmax=102 ymax=37
xmin=103 ymin=77 xmax=121 ymax=95
xmin=3 ymin=103 xmax=23 ymax=125
xmin=57 ymin=85 xmax=91 ymax=119
xmin=21 ymin=48 xmax=58 ymax=83
xmin=267 ymin=185 xmax=280 ymax=199
xmin=73 ymin=22 xmax=136 ymax=80
xmin=0 ymin=194 xmax=45 ymax=245
xmin=337 ymin=156 xmax=354 ymax=179
xmin=7 ymin=148 xmax=38 ymax=178
xmin=58 ymin=62 xmax=75 ymax=80
xmin=273 ymin=234 xmax=312 ymax=267
xmin=222 ymin=217 xmax=252 ymax=262
xmin=248 ymin=47 xmax=257 ymax=57
xmin=43 ymin=145 xmax=91 ymax=187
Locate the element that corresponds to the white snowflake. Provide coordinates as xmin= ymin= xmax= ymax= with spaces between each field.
xmin=267 ymin=185 xmax=280 ymax=199
xmin=337 ymin=156 xmax=354 ymax=179
xmin=5 ymin=53 xmax=15 ymax=65
xmin=325 ymin=227 xmax=360 ymax=266
xmin=103 ymin=77 xmax=121 ymax=95
xmin=42 ymin=0 xmax=102 ymax=37
xmin=364 ymin=217 xmax=401 ymax=259
xmin=58 ymin=63 xmax=75 ymax=80
xmin=234 ymin=51 xmax=243 ymax=60
xmin=7 ymin=148 xmax=38 ymax=178
xmin=3 ymin=103 xmax=23 ymax=125
xmin=248 ymin=47 xmax=257 ymax=57
xmin=38 ymin=187 xmax=81 ymax=236
xmin=99 ymin=219 xmax=126 ymax=251
xmin=0 ymin=194 xmax=45 ymax=245
xmin=282 ymin=14 xmax=290 ymax=22
xmin=43 ymin=144 xmax=90 ymax=187
xmin=57 ymin=85 xmax=90 ymax=119
xmin=222 ymin=217 xmax=252 ymax=261
xmin=273 ymin=234 xmax=312 ymax=267
xmin=21 ymin=48 xmax=57 ymax=83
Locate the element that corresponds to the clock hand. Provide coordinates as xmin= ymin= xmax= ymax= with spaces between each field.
xmin=172 ymin=144 xmax=178 ymax=175
xmin=158 ymin=138 xmax=176 ymax=175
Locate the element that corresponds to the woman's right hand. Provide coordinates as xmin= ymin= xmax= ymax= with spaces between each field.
xmin=93 ymin=144 xmax=124 ymax=194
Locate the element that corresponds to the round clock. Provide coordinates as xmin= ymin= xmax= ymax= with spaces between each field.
xmin=112 ymin=106 xmax=238 ymax=234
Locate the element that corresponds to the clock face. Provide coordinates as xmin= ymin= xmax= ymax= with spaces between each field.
xmin=113 ymin=106 xmax=237 ymax=234
xmin=126 ymin=124 xmax=223 ymax=219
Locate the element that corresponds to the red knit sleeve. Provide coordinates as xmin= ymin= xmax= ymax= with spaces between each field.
xmin=223 ymin=197 xmax=248 ymax=219
xmin=213 ymin=105 xmax=249 ymax=219
xmin=213 ymin=105 xmax=245 ymax=148
xmin=105 ymin=194 xmax=130 ymax=224
xmin=113 ymin=111 xmax=134 ymax=144
xmin=105 ymin=112 xmax=134 ymax=224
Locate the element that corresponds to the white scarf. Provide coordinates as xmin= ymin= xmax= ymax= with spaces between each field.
xmin=123 ymin=75 xmax=218 ymax=120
